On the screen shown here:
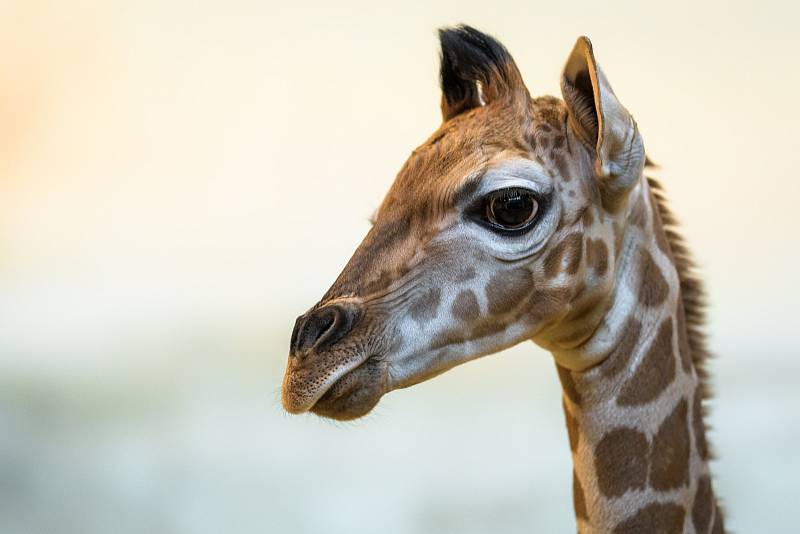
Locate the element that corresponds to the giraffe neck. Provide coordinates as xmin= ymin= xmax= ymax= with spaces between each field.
xmin=551 ymin=182 xmax=724 ymax=533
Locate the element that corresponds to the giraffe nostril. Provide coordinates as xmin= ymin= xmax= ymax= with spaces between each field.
xmin=290 ymin=304 xmax=359 ymax=357
xmin=311 ymin=310 xmax=337 ymax=346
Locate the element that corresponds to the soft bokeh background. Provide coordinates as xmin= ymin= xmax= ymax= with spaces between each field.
xmin=2 ymin=1 xmax=799 ymax=532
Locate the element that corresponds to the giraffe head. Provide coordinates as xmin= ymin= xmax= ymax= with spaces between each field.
xmin=282 ymin=26 xmax=645 ymax=420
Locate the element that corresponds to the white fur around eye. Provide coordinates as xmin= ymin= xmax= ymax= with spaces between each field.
xmin=477 ymin=158 xmax=554 ymax=197
xmin=471 ymin=158 xmax=561 ymax=261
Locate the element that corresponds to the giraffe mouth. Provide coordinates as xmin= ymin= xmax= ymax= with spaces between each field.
xmin=282 ymin=348 xmax=372 ymax=414
xmin=308 ymin=354 xmax=388 ymax=420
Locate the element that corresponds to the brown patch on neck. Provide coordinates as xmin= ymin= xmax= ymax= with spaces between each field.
xmin=593 ymin=427 xmax=649 ymax=497
xmin=599 ymin=317 xmax=642 ymax=377
xmin=617 ymin=319 xmax=676 ymax=406
xmin=613 ymin=501 xmax=685 ymax=534
xmin=638 ymin=248 xmax=669 ymax=307
xmin=649 ymin=398 xmax=690 ymax=491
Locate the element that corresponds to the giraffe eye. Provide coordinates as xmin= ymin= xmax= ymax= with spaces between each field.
xmin=485 ymin=187 xmax=539 ymax=230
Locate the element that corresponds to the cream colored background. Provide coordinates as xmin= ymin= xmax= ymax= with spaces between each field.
xmin=1 ymin=1 xmax=798 ymax=532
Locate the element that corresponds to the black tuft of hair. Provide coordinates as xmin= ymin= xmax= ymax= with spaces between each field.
xmin=438 ymin=25 xmax=521 ymax=119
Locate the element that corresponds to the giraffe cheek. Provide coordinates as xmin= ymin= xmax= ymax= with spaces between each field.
xmin=485 ymin=267 xmax=534 ymax=315
xmin=451 ymin=290 xmax=480 ymax=321
xmin=408 ymin=287 xmax=443 ymax=325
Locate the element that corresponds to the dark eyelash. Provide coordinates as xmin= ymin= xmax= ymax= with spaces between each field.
xmin=494 ymin=187 xmax=527 ymax=202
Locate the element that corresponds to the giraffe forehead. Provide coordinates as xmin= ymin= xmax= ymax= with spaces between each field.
xmin=531 ymin=95 xmax=568 ymax=132
xmin=382 ymin=103 xmax=534 ymax=209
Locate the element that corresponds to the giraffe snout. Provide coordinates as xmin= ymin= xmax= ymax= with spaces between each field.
xmin=290 ymin=304 xmax=361 ymax=358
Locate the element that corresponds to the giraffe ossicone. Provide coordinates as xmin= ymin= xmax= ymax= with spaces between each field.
xmin=282 ymin=25 xmax=725 ymax=533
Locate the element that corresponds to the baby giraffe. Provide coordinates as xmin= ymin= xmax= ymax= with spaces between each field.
xmin=282 ymin=26 xmax=724 ymax=533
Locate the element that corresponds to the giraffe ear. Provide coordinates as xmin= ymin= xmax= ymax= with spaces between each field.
xmin=561 ymin=37 xmax=644 ymax=190
xmin=438 ymin=25 xmax=528 ymax=121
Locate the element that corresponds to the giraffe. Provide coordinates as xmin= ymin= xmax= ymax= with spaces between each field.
xmin=282 ymin=26 xmax=725 ymax=533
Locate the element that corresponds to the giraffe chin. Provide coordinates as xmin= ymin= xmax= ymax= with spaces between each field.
xmin=309 ymin=355 xmax=388 ymax=421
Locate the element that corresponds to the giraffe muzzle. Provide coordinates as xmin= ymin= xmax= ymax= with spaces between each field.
xmin=290 ymin=303 xmax=361 ymax=358
xmin=283 ymin=301 xmax=385 ymax=417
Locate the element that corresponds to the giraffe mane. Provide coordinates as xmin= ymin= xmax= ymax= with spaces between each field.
xmin=646 ymin=175 xmax=715 ymax=455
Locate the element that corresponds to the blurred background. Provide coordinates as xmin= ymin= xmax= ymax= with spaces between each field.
xmin=1 ymin=1 xmax=799 ymax=532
